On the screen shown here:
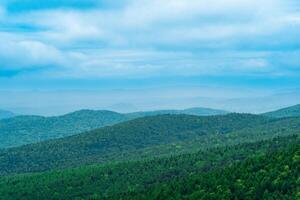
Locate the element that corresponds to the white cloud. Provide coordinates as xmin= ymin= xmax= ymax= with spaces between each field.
xmin=284 ymin=15 xmax=300 ymax=24
xmin=0 ymin=6 xmax=5 ymax=19
xmin=0 ymin=0 xmax=300 ymax=78
xmin=9 ymin=0 xmax=292 ymax=45
xmin=120 ymin=0 xmax=280 ymax=27
xmin=1 ymin=0 xmax=300 ymax=115
xmin=18 ymin=41 xmax=63 ymax=64
xmin=0 ymin=34 xmax=65 ymax=69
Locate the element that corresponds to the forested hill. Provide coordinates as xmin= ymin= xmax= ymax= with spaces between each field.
xmin=121 ymin=137 xmax=300 ymax=200
xmin=263 ymin=104 xmax=300 ymax=118
xmin=1 ymin=113 xmax=299 ymax=175
xmin=0 ymin=136 xmax=298 ymax=200
xmin=126 ymin=107 xmax=228 ymax=118
xmin=0 ymin=110 xmax=15 ymax=120
xmin=0 ymin=110 xmax=128 ymax=149
xmin=0 ymin=107 xmax=228 ymax=149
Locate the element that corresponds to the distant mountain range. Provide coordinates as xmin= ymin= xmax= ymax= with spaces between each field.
xmin=1 ymin=104 xmax=300 ymax=149
xmin=0 ymin=105 xmax=299 ymax=199
xmin=0 ymin=110 xmax=15 ymax=120
xmin=262 ymin=104 xmax=300 ymax=118
xmin=127 ymin=107 xmax=228 ymax=118
xmin=0 ymin=107 xmax=228 ymax=149
xmin=1 ymin=113 xmax=299 ymax=175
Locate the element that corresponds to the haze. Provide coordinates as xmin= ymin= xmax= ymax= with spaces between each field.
xmin=1 ymin=0 xmax=300 ymax=115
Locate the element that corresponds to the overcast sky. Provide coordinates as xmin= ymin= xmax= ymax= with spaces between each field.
xmin=0 ymin=0 xmax=300 ymax=115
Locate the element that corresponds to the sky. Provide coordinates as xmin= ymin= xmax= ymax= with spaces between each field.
xmin=0 ymin=0 xmax=300 ymax=115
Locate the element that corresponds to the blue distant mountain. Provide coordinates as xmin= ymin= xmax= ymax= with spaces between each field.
xmin=0 ymin=109 xmax=15 ymax=120
xmin=0 ymin=107 xmax=228 ymax=149
xmin=262 ymin=104 xmax=300 ymax=118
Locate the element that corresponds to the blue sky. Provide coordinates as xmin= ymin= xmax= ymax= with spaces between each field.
xmin=0 ymin=0 xmax=300 ymax=114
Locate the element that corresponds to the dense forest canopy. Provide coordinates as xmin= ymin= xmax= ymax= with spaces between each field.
xmin=2 ymin=113 xmax=298 ymax=175
xmin=0 ymin=108 xmax=228 ymax=149
xmin=0 ymin=105 xmax=299 ymax=199
xmin=0 ymin=136 xmax=298 ymax=200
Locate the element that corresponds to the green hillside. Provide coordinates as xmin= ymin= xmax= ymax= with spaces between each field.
xmin=1 ymin=113 xmax=298 ymax=175
xmin=0 ymin=136 xmax=297 ymax=200
xmin=0 ymin=109 xmax=15 ymax=120
xmin=0 ymin=110 xmax=128 ymax=149
xmin=122 ymin=138 xmax=300 ymax=200
xmin=182 ymin=107 xmax=229 ymax=115
xmin=126 ymin=107 xmax=228 ymax=118
xmin=0 ymin=107 xmax=228 ymax=149
xmin=0 ymin=110 xmax=299 ymax=199
xmin=263 ymin=104 xmax=300 ymax=118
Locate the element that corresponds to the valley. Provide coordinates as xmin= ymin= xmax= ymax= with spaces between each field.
xmin=0 ymin=105 xmax=299 ymax=199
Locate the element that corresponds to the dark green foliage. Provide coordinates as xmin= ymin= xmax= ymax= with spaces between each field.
xmin=0 ymin=109 xmax=299 ymax=200
xmin=263 ymin=104 xmax=300 ymax=118
xmin=0 ymin=136 xmax=298 ymax=200
xmin=0 ymin=110 xmax=128 ymax=149
xmin=0 ymin=113 xmax=280 ymax=175
xmin=0 ymin=108 xmax=228 ymax=149
xmin=121 ymin=139 xmax=300 ymax=200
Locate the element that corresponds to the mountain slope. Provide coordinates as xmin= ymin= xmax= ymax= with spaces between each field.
xmin=0 ymin=110 xmax=128 ymax=149
xmin=0 ymin=107 xmax=228 ymax=149
xmin=126 ymin=107 xmax=228 ymax=118
xmin=0 ymin=110 xmax=15 ymax=120
xmin=0 ymin=136 xmax=297 ymax=200
xmin=122 ymin=139 xmax=299 ymax=200
xmin=182 ymin=107 xmax=228 ymax=115
xmin=0 ymin=113 xmax=290 ymax=175
xmin=263 ymin=104 xmax=300 ymax=118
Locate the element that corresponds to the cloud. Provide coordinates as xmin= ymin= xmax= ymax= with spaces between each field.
xmin=0 ymin=0 xmax=299 ymax=79
xmin=0 ymin=34 xmax=65 ymax=69
xmin=1 ymin=0 xmax=300 ymax=115
xmin=8 ymin=0 xmax=295 ymax=45
xmin=0 ymin=6 xmax=5 ymax=18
